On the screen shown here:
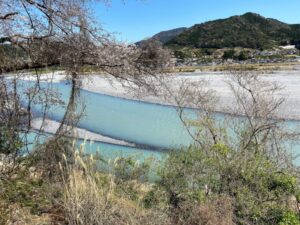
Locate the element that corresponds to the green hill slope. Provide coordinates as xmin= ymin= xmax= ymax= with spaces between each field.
xmin=164 ymin=13 xmax=300 ymax=50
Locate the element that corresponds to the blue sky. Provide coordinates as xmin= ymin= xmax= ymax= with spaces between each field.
xmin=93 ymin=0 xmax=300 ymax=43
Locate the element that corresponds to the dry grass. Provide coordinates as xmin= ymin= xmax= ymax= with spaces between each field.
xmin=61 ymin=152 xmax=170 ymax=225
xmin=5 ymin=203 xmax=53 ymax=225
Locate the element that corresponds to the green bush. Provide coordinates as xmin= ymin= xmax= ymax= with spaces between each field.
xmin=0 ymin=128 xmax=23 ymax=155
xmin=158 ymin=144 xmax=300 ymax=224
xmin=279 ymin=211 xmax=300 ymax=225
xmin=237 ymin=51 xmax=249 ymax=61
xmin=223 ymin=49 xmax=236 ymax=60
xmin=267 ymin=207 xmax=300 ymax=225
xmin=112 ymin=157 xmax=151 ymax=182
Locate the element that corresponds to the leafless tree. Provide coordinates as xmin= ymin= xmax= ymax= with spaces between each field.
xmin=168 ymin=70 xmax=300 ymax=165
xmin=0 ymin=0 xmax=172 ymax=177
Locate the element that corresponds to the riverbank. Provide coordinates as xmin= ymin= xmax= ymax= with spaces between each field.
xmin=80 ymin=67 xmax=300 ymax=120
xmin=31 ymin=118 xmax=136 ymax=147
xmin=14 ymin=65 xmax=300 ymax=121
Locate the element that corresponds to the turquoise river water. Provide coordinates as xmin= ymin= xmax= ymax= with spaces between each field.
xmin=16 ymin=79 xmax=300 ymax=165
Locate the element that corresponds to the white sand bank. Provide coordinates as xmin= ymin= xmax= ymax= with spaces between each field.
xmin=80 ymin=68 xmax=300 ymax=120
xmin=31 ymin=118 xmax=136 ymax=147
xmin=6 ymin=71 xmax=66 ymax=83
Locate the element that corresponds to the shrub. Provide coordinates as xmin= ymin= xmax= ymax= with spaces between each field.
xmin=237 ymin=51 xmax=249 ymax=61
xmin=279 ymin=211 xmax=300 ymax=225
xmin=158 ymin=144 xmax=300 ymax=225
xmin=223 ymin=49 xmax=236 ymax=60
xmin=266 ymin=207 xmax=300 ymax=225
xmin=0 ymin=128 xmax=23 ymax=155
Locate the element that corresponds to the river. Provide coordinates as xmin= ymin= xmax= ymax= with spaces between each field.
xmin=15 ymin=78 xmax=300 ymax=165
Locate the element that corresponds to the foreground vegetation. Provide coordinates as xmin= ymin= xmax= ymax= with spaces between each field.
xmin=1 ymin=138 xmax=300 ymax=225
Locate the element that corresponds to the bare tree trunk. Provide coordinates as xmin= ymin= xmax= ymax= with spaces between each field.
xmin=56 ymin=73 xmax=81 ymax=136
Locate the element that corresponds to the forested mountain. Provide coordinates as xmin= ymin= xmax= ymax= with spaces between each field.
xmin=144 ymin=13 xmax=300 ymax=50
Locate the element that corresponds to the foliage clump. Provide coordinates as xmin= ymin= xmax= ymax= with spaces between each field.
xmin=157 ymin=145 xmax=300 ymax=224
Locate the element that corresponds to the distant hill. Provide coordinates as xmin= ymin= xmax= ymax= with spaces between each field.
xmin=142 ymin=13 xmax=300 ymax=50
xmin=151 ymin=27 xmax=188 ymax=44
xmin=136 ymin=27 xmax=187 ymax=46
